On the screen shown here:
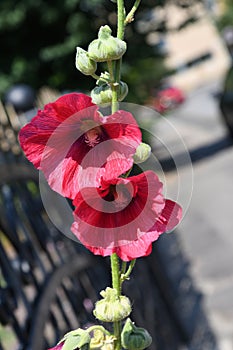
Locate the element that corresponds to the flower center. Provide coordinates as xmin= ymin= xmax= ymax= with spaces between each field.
xmin=85 ymin=128 xmax=101 ymax=147
xmin=103 ymin=183 xmax=133 ymax=210
xmin=80 ymin=119 xmax=102 ymax=147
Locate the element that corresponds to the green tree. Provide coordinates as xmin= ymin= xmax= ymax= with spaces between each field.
xmin=217 ymin=0 xmax=233 ymax=31
xmin=0 ymin=0 xmax=203 ymax=104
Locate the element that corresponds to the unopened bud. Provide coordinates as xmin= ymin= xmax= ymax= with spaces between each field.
xmin=88 ymin=25 xmax=127 ymax=62
xmin=133 ymin=143 xmax=151 ymax=164
xmin=93 ymin=287 xmax=131 ymax=322
xmin=91 ymin=82 xmax=128 ymax=106
xmin=76 ymin=47 xmax=97 ymax=76
xmin=121 ymin=318 xmax=152 ymax=350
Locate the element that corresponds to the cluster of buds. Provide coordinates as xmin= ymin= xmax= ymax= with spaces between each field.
xmin=93 ymin=289 xmax=151 ymax=350
xmin=75 ymin=25 xmax=128 ymax=106
xmin=53 ymin=288 xmax=151 ymax=350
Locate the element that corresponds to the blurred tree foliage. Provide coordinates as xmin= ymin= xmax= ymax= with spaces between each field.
xmin=0 ymin=0 xmax=202 ymax=104
xmin=217 ymin=0 xmax=233 ymax=31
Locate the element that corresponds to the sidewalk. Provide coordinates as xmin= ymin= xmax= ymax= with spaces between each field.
xmin=154 ymin=83 xmax=233 ymax=350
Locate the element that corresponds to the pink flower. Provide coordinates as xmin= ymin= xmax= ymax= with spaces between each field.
xmin=19 ymin=93 xmax=141 ymax=199
xmin=71 ymin=170 xmax=182 ymax=261
xmin=48 ymin=341 xmax=64 ymax=350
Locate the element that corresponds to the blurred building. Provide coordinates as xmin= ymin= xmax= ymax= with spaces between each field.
xmin=145 ymin=2 xmax=231 ymax=92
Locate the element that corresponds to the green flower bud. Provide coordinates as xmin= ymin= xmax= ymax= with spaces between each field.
xmin=133 ymin=143 xmax=151 ymax=164
xmin=60 ymin=328 xmax=91 ymax=350
xmin=91 ymin=82 xmax=128 ymax=106
xmin=76 ymin=47 xmax=97 ymax=76
xmin=121 ymin=318 xmax=152 ymax=350
xmin=93 ymin=287 xmax=131 ymax=322
xmin=88 ymin=25 xmax=127 ymax=62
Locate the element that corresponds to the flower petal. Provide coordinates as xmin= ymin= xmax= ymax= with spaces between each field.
xmin=19 ymin=93 xmax=141 ymax=199
xmin=71 ymin=171 xmax=182 ymax=260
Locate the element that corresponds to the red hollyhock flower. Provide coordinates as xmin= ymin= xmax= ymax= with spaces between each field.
xmin=19 ymin=93 xmax=141 ymax=199
xmin=71 ymin=170 xmax=182 ymax=261
xmin=48 ymin=342 xmax=64 ymax=350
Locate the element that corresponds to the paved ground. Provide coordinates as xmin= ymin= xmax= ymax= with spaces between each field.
xmin=154 ymin=82 xmax=233 ymax=350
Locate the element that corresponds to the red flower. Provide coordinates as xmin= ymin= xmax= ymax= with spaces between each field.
xmin=71 ymin=170 xmax=182 ymax=261
xmin=19 ymin=93 xmax=141 ymax=198
xmin=48 ymin=342 xmax=64 ymax=350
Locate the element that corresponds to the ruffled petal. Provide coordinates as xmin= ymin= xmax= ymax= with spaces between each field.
xmin=19 ymin=94 xmax=141 ymax=199
xmin=71 ymin=171 xmax=182 ymax=260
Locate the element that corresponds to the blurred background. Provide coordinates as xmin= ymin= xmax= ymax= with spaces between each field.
xmin=0 ymin=0 xmax=230 ymax=104
xmin=1 ymin=0 xmax=233 ymax=349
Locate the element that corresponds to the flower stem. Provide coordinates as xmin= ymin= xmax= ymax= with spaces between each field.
xmin=110 ymin=253 xmax=121 ymax=350
xmin=125 ymin=0 xmax=141 ymax=25
xmin=117 ymin=0 xmax=125 ymax=40
xmin=91 ymin=73 xmax=101 ymax=80
xmin=121 ymin=259 xmax=136 ymax=283
xmin=110 ymin=0 xmax=127 ymax=346
xmin=121 ymin=261 xmax=127 ymax=275
xmin=111 ymin=0 xmax=125 ymax=115
xmin=111 ymin=253 xmax=121 ymax=295
xmin=108 ymin=61 xmax=118 ymax=114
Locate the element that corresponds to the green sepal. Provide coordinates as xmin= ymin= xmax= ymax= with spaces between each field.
xmin=59 ymin=329 xmax=91 ymax=350
xmin=121 ymin=318 xmax=152 ymax=350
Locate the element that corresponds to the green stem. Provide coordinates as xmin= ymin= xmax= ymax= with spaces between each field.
xmin=110 ymin=1 xmax=127 ymax=348
xmin=111 ymin=0 xmax=125 ymax=114
xmin=111 ymin=85 xmax=118 ymax=114
xmin=125 ymin=0 xmax=141 ymax=25
xmin=121 ymin=259 xmax=136 ymax=283
xmin=110 ymin=253 xmax=121 ymax=350
xmin=121 ymin=261 xmax=127 ymax=275
xmin=111 ymin=253 xmax=121 ymax=295
xmin=108 ymin=60 xmax=118 ymax=113
xmin=115 ymin=59 xmax=122 ymax=87
xmin=107 ymin=61 xmax=115 ymax=82
xmin=91 ymin=73 xmax=101 ymax=81
xmin=113 ymin=321 xmax=121 ymax=350
xmin=117 ymin=0 xmax=125 ymax=40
